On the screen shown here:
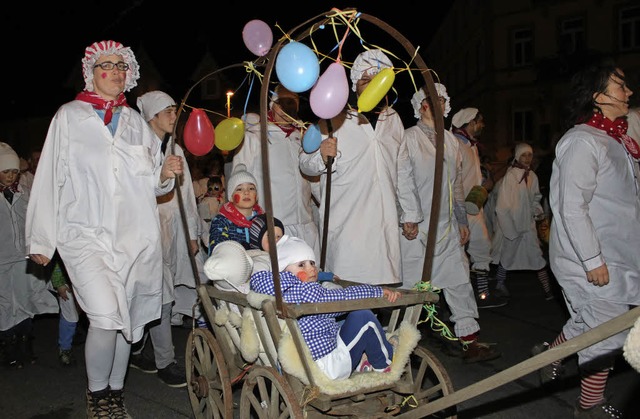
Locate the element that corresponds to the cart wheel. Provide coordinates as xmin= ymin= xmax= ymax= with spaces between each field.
xmin=239 ymin=365 xmax=302 ymax=418
xmin=407 ymin=345 xmax=457 ymax=418
xmin=186 ymin=328 xmax=233 ymax=419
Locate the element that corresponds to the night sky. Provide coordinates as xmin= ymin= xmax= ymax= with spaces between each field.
xmin=3 ymin=1 xmax=452 ymax=121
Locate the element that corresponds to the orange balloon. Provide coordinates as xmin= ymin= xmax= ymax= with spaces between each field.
xmin=183 ymin=109 xmax=215 ymax=156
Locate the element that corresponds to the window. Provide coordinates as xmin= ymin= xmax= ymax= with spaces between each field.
xmin=512 ymin=109 xmax=533 ymax=143
xmin=559 ymin=16 xmax=585 ymax=54
xmin=512 ymin=28 xmax=533 ymax=67
xmin=619 ymin=6 xmax=640 ymax=51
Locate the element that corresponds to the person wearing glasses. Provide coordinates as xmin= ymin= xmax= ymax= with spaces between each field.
xmin=25 ymin=40 xmax=183 ymax=418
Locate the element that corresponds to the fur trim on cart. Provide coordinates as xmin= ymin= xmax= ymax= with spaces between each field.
xmin=623 ymin=314 xmax=640 ymax=373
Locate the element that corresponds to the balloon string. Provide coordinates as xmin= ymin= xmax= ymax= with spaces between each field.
xmin=182 ymin=103 xmax=227 ymax=121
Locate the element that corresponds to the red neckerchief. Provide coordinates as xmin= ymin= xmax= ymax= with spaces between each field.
xmin=452 ymin=127 xmax=478 ymax=147
xmin=75 ymin=91 xmax=129 ymax=125
xmin=0 ymin=181 xmax=20 ymax=194
xmin=267 ymin=110 xmax=297 ymax=138
xmin=511 ymin=160 xmax=530 ymax=184
xmin=585 ymin=112 xmax=640 ymax=159
xmin=218 ymin=201 xmax=265 ymax=228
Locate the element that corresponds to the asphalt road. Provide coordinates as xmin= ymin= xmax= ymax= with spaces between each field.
xmin=2 ymin=270 xmax=639 ymax=418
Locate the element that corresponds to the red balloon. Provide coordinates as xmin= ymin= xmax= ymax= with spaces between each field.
xmin=183 ymin=108 xmax=215 ymax=156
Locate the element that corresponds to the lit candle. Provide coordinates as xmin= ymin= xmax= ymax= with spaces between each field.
xmin=226 ymin=91 xmax=234 ymax=118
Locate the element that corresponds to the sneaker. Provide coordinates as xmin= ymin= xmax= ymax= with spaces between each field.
xmin=573 ymin=399 xmax=623 ymax=418
xmin=109 ymin=388 xmax=131 ymax=419
xmin=157 ymin=361 xmax=187 ymax=388
xmin=129 ymin=353 xmax=157 ymax=373
xmin=86 ymin=387 xmax=111 ymax=419
xmin=476 ymin=292 xmax=508 ymax=309
xmin=531 ymin=342 xmax=565 ymax=385
xmin=356 ymin=356 xmax=391 ymax=373
xmin=462 ymin=341 xmax=501 ymax=363
xmin=59 ymin=348 xmax=76 ymax=366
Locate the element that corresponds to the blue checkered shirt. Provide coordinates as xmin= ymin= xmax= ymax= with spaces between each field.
xmin=250 ymin=270 xmax=383 ymax=360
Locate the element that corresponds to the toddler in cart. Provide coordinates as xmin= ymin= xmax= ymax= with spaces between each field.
xmin=250 ymin=235 xmax=400 ymax=380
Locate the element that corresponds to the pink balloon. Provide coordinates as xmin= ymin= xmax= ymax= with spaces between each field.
xmin=183 ymin=109 xmax=215 ymax=156
xmin=310 ymin=62 xmax=349 ymax=119
xmin=242 ymin=19 xmax=273 ymax=57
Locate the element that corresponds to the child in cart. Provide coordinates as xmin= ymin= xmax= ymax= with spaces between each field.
xmin=250 ymin=235 xmax=400 ymax=380
xmin=208 ymin=164 xmax=264 ymax=253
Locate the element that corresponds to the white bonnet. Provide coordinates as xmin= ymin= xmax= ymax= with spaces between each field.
xmin=350 ymin=49 xmax=392 ymax=92
xmin=204 ymin=241 xmax=254 ymax=293
xmin=0 ymin=142 xmax=20 ymax=172
xmin=514 ymin=142 xmax=533 ymax=161
xmin=276 ymin=235 xmax=316 ymax=271
xmin=410 ymin=83 xmax=452 ymax=119
xmin=82 ymin=40 xmax=140 ymax=92
xmin=136 ymin=91 xmax=176 ymax=122
xmin=451 ymin=107 xmax=479 ymax=129
xmin=227 ymin=163 xmax=258 ymax=201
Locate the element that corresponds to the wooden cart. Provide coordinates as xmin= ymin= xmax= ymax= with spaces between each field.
xmin=175 ymin=8 xmax=640 ymax=418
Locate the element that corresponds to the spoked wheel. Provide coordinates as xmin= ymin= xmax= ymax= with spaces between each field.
xmin=185 ymin=328 xmax=233 ymax=419
xmin=405 ymin=345 xmax=457 ymax=418
xmin=239 ymin=365 xmax=302 ymax=418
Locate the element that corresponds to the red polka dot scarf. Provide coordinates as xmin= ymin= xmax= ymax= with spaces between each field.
xmin=585 ymin=112 xmax=640 ymax=160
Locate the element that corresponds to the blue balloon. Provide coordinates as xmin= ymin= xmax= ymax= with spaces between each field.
xmin=275 ymin=42 xmax=320 ymax=93
xmin=302 ymin=124 xmax=322 ymax=153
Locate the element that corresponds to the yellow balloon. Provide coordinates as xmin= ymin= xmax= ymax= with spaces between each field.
xmin=357 ymin=67 xmax=395 ymax=112
xmin=215 ymin=117 xmax=245 ymax=151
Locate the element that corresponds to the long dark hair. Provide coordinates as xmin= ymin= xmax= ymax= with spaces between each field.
xmin=564 ymin=57 xmax=624 ymax=131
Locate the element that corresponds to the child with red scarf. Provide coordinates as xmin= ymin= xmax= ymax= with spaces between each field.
xmin=208 ymin=164 xmax=264 ymax=254
xmin=490 ymin=142 xmax=554 ymax=301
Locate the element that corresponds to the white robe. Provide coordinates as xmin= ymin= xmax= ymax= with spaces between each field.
xmin=492 ymin=165 xmax=546 ymax=270
xmin=1 ymin=186 xmax=58 ymax=331
xmin=157 ymin=142 xmax=204 ymax=317
xmin=550 ymin=124 xmax=640 ymax=363
xmin=396 ymin=124 xmax=470 ymax=290
xmin=233 ymin=117 xmax=320 ymax=257
xmin=25 ymin=101 xmax=173 ymax=342
xmin=300 ymin=109 xmax=403 ymax=285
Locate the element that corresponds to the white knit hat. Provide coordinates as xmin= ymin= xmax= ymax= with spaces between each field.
xmin=204 ymin=241 xmax=254 ymax=293
xmin=514 ymin=142 xmax=533 ymax=162
xmin=82 ymin=40 xmax=140 ymax=92
xmin=276 ymin=235 xmax=316 ymax=271
xmin=136 ymin=91 xmax=176 ymax=122
xmin=410 ymin=83 xmax=452 ymax=119
xmin=227 ymin=164 xmax=257 ymax=201
xmin=0 ymin=142 xmax=20 ymax=172
xmin=350 ymin=49 xmax=393 ymax=92
xmin=451 ymin=107 xmax=479 ymax=129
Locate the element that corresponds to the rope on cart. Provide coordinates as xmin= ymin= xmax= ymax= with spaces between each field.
xmin=414 ymin=281 xmax=457 ymax=343
xmin=300 ymin=385 xmax=321 ymax=407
